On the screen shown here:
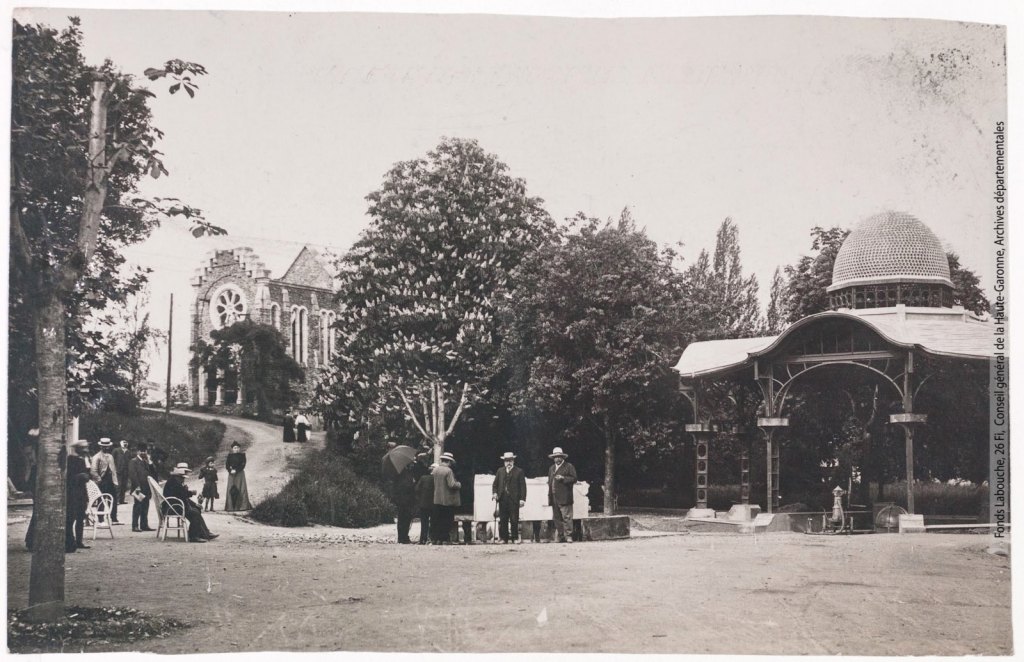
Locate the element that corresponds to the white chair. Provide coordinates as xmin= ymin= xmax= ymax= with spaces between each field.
xmin=87 ymin=493 xmax=115 ymax=540
xmin=148 ymin=476 xmax=189 ymax=542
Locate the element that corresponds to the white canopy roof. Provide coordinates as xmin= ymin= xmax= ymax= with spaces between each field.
xmin=674 ymin=307 xmax=995 ymax=380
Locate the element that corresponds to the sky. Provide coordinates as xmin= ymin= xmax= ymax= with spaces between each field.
xmin=13 ymin=7 xmax=1009 ymax=388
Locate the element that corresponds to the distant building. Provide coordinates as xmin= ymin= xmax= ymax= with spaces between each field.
xmin=189 ymin=245 xmax=339 ymax=410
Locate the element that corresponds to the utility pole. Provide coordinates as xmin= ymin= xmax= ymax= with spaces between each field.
xmin=165 ymin=293 xmax=173 ymax=418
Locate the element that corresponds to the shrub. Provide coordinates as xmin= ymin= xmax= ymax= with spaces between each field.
xmin=250 ymin=491 xmax=309 ymax=527
xmin=79 ymin=411 xmax=226 ymax=478
xmin=883 ymin=481 xmax=987 ymax=517
xmin=251 ymin=447 xmax=394 ymax=528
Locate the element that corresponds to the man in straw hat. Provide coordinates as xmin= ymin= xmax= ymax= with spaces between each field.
xmin=92 ymin=438 xmax=122 ymax=525
xmin=547 ymin=447 xmax=578 ymax=543
xmin=162 ymin=463 xmax=219 ymax=542
xmin=492 ymin=452 xmax=527 ymax=544
xmin=431 ymin=452 xmax=461 ymax=544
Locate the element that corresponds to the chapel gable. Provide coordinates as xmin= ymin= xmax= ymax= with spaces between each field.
xmin=280 ymin=246 xmax=334 ymax=291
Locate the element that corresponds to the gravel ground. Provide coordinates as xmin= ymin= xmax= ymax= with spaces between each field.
xmin=6 ymin=414 xmax=1013 ymax=655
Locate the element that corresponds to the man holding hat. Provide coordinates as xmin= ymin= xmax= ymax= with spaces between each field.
xmin=92 ymin=438 xmax=121 ymax=524
xmin=431 ymin=452 xmax=461 ymax=544
xmin=492 ymin=452 xmax=527 ymax=544
xmin=547 ymin=447 xmax=578 ymax=543
xmin=66 ymin=439 xmax=93 ymax=551
xmin=162 ymin=463 xmax=218 ymax=542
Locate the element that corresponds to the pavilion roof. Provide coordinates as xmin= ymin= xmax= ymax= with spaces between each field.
xmin=674 ymin=308 xmax=996 ymax=380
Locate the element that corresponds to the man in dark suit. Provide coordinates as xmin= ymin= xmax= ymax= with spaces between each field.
xmin=127 ymin=443 xmax=155 ymax=532
xmin=547 ymin=447 xmax=578 ymax=543
xmin=113 ymin=439 xmax=130 ymax=504
xmin=492 ymin=452 xmax=527 ymax=544
xmin=415 ymin=455 xmax=435 ymax=544
xmin=392 ymin=458 xmax=423 ymax=544
xmin=162 ymin=463 xmax=218 ymax=543
xmin=65 ymin=439 xmax=93 ymax=551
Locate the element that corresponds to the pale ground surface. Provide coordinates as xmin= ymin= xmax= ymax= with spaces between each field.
xmin=6 ymin=414 xmax=1013 ymax=655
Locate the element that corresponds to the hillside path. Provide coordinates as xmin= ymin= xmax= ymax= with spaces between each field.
xmin=151 ymin=409 xmax=324 ymax=507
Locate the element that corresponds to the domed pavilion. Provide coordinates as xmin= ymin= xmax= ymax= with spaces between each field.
xmin=674 ymin=212 xmax=994 ymax=523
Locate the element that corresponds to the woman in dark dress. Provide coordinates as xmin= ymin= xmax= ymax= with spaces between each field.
xmin=283 ymin=411 xmax=296 ymax=443
xmin=224 ymin=442 xmax=252 ymax=511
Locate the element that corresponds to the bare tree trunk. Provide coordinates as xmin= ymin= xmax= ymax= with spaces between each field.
xmin=26 ymin=294 xmax=68 ymax=622
xmin=604 ymin=423 xmax=616 ymax=515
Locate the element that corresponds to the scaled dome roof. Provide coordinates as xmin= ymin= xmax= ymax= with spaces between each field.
xmin=827 ymin=211 xmax=953 ymax=292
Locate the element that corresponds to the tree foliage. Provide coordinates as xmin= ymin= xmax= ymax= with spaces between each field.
xmin=318 ymin=137 xmax=554 ymax=456
xmin=782 ymin=226 xmax=849 ymax=323
xmin=191 ymin=321 xmax=304 ymax=418
xmin=947 ymin=252 xmax=991 ymax=316
xmin=501 ymin=210 xmax=692 ymax=512
xmin=682 ymin=217 xmax=762 ymax=339
xmin=86 ymin=291 xmax=166 ymax=413
xmin=764 ymin=266 xmax=788 ymax=334
xmin=11 ymin=18 xmax=220 ymax=622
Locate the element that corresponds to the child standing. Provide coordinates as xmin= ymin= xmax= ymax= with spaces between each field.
xmin=199 ymin=457 xmax=219 ymax=512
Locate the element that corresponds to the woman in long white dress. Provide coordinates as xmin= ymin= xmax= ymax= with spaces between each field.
xmin=295 ymin=412 xmax=311 ymax=442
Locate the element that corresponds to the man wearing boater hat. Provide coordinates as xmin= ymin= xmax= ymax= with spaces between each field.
xmin=547 ymin=447 xmax=578 ymax=543
xmin=162 ymin=463 xmax=219 ymax=543
xmin=92 ymin=438 xmax=122 ymax=524
xmin=431 ymin=452 xmax=461 ymax=544
xmin=492 ymin=452 xmax=527 ymax=544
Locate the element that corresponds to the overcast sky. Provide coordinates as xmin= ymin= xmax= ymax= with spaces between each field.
xmin=15 ymin=8 xmax=1008 ymax=387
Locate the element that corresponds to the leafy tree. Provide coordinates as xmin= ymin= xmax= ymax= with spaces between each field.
xmin=501 ymin=211 xmax=692 ymax=514
xmin=11 ymin=18 xmax=220 ymax=621
xmin=947 ymin=252 xmax=991 ymax=316
xmin=319 ymin=138 xmax=554 ymax=459
xmin=764 ymin=267 xmax=788 ymax=334
xmin=191 ymin=320 xmax=304 ymax=418
xmin=170 ymin=382 xmax=192 ymax=406
xmin=85 ymin=291 xmax=166 ymax=413
xmin=682 ymin=217 xmax=762 ymax=339
xmin=783 ymin=226 xmax=849 ymax=323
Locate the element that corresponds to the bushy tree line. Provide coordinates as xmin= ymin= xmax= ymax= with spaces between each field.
xmin=318 ymin=137 xmax=992 ymax=515
xmin=316 ymin=137 xmax=772 ymax=513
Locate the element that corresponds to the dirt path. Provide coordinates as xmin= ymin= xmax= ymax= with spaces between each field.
xmin=6 ymin=523 xmax=1011 ymax=654
xmin=159 ymin=409 xmax=325 ymax=508
xmin=5 ymin=414 xmax=1012 ymax=654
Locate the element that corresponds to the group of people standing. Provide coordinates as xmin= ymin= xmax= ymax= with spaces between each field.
xmin=388 ymin=446 xmax=578 ymax=545
xmin=282 ymin=410 xmax=312 ymax=443
xmin=27 ymin=436 xmax=254 ymax=551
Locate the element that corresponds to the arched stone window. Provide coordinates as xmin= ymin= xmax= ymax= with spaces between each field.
xmin=328 ymin=312 xmax=337 ymax=358
xmin=270 ymin=303 xmax=281 ymax=330
xmin=320 ymin=311 xmax=336 ymax=362
xmin=290 ymin=306 xmax=308 ymax=365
